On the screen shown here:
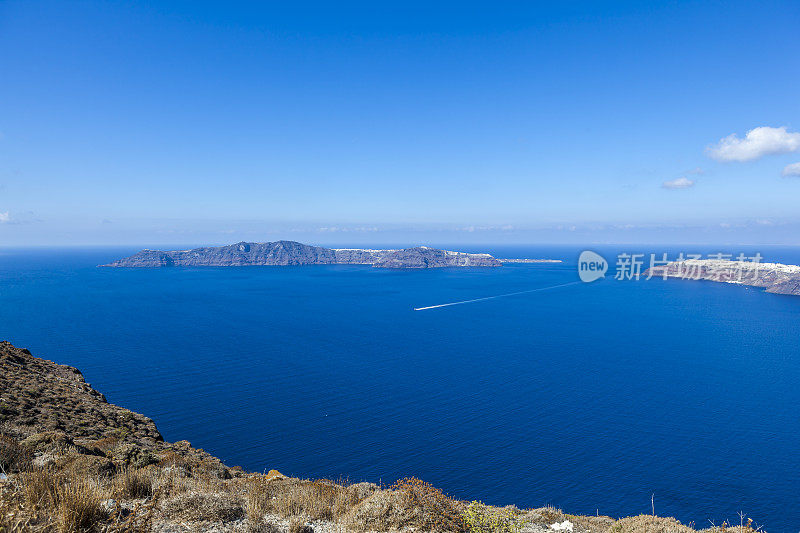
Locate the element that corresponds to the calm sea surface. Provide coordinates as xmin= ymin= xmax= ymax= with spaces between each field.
xmin=1 ymin=245 xmax=799 ymax=531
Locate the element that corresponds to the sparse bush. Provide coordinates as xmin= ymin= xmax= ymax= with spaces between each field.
xmin=391 ymin=477 xmax=466 ymax=532
xmin=91 ymin=436 xmax=120 ymax=453
xmin=531 ymin=505 xmax=564 ymax=525
xmin=344 ymin=477 xmax=466 ymax=532
xmin=462 ymin=501 xmax=526 ymax=533
xmin=158 ymin=450 xmax=189 ymax=468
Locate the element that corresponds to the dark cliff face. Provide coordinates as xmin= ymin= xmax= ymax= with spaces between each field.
xmin=102 ymin=241 xmax=502 ymax=269
xmin=766 ymin=278 xmax=800 ymax=295
xmin=103 ymin=241 xmax=338 ymax=267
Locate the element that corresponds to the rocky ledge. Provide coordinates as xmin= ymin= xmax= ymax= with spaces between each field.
xmin=646 ymin=259 xmax=800 ymax=296
xmin=101 ymin=241 xmax=502 ymax=269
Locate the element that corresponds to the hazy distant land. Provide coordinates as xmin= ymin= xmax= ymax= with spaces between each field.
xmin=102 ymin=240 xmax=514 ymax=268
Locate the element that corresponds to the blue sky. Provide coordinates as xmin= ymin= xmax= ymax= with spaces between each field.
xmin=1 ymin=1 xmax=799 ymax=246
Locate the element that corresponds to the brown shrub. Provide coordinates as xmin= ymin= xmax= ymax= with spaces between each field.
xmin=56 ymin=453 xmax=116 ymax=478
xmin=343 ymin=478 xmax=466 ymax=532
xmin=91 ymin=436 xmax=120 ymax=453
xmin=20 ymin=431 xmax=75 ymax=454
xmin=157 ymin=450 xmax=189 ymax=468
xmin=521 ymin=505 xmax=565 ymax=526
xmin=391 ymin=477 xmax=466 ymax=532
xmin=342 ymin=489 xmax=417 ymax=531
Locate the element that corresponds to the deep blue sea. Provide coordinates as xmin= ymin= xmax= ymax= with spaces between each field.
xmin=2 ymin=245 xmax=799 ymax=532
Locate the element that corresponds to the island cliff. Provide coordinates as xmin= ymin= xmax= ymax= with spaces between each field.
xmin=101 ymin=241 xmax=502 ymax=269
xmin=646 ymin=259 xmax=800 ymax=296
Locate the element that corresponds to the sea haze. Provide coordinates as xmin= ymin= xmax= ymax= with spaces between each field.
xmin=1 ymin=245 xmax=799 ymax=532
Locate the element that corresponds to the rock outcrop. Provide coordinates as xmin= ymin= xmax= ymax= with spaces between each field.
xmin=0 ymin=341 xmax=231 ymax=474
xmin=101 ymin=241 xmax=502 ymax=269
xmin=0 ymin=341 xmax=161 ymax=444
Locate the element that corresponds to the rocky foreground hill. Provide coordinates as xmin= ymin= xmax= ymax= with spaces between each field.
xmin=646 ymin=259 xmax=800 ymax=296
xmin=0 ymin=341 xmax=762 ymax=532
xmin=101 ymin=241 xmax=502 ymax=269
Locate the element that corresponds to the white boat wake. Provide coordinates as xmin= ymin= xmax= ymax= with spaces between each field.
xmin=413 ymin=280 xmax=582 ymax=311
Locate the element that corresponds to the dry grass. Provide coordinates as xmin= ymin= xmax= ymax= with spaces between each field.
xmin=0 ymin=434 xmax=31 ymax=473
xmin=0 ymin=481 xmax=39 ymax=532
xmin=245 ymin=476 xmax=272 ymax=524
xmin=245 ymin=476 xmax=365 ymax=523
xmin=106 ymin=490 xmax=163 ymax=533
xmin=14 ymin=467 xmax=108 ymax=532
xmin=20 ymin=468 xmax=63 ymax=509
xmin=56 ymin=476 xmax=107 ymax=532
xmin=611 ymin=515 xmax=702 ymax=533
xmin=113 ymin=468 xmax=154 ymax=499
xmin=161 ymin=491 xmax=244 ymax=522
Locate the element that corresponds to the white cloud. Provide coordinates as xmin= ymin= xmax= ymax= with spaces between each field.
xmin=707 ymin=126 xmax=800 ymax=162
xmin=782 ymin=162 xmax=800 ymax=177
xmin=662 ymin=177 xmax=695 ymax=189
xmin=0 ymin=212 xmax=9 ymax=223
